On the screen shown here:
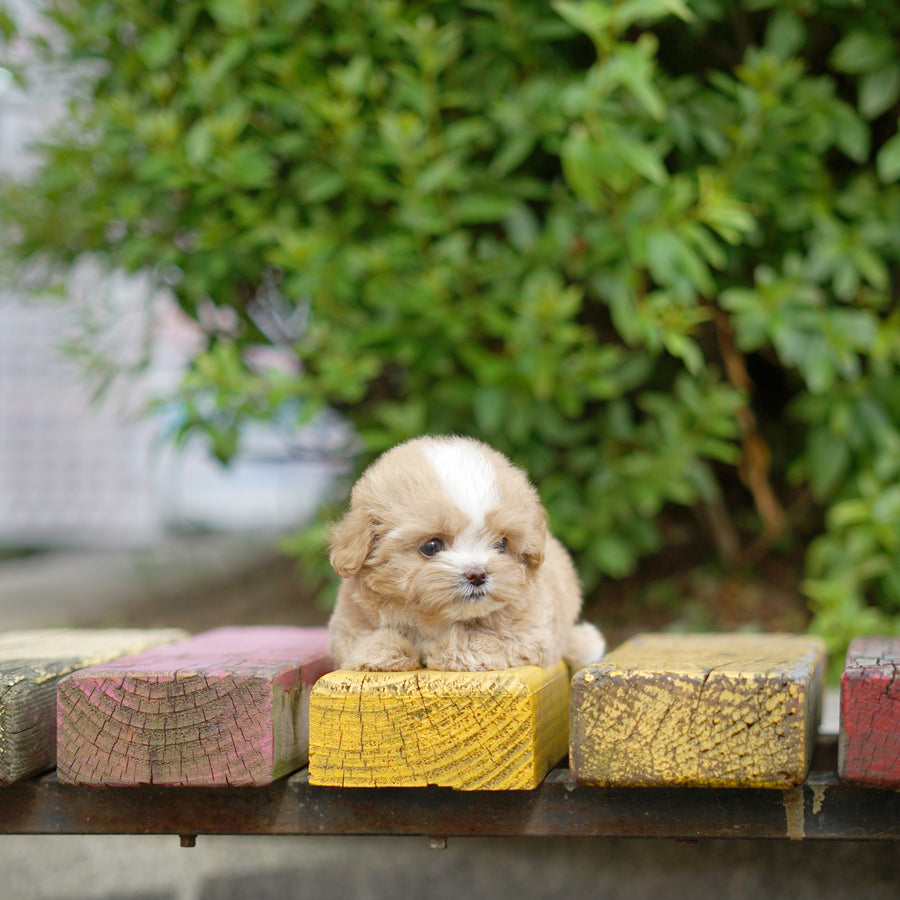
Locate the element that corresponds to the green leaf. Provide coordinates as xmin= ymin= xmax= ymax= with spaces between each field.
xmin=185 ymin=121 xmax=215 ymax=167
xmin=612 ymin=0 xmax=694 ymax=31
xmin=0 ymin=11 xmax=16 ymax=40
xmin=806 ymin=428 xmax=851 ymax=500
xmin=217 ymin=145 xmax=274 ymax=189
xmin=833 ymin=109 xmax=870 ymax=162
xmin=589 ymin=534 xmax=637 ymax=577
xmin=208 ymin=0 xmax=260 ymax=31
xmin=551 ymin=0 xmax=611 ymax=41
xmin=490 ymin=133 xmax=538 ymax=178
xmin=473 ymin=387 xmax=508 ymax=434
xmin=829 ymin=498 xmax=871 ymax=529
xmin=877 ymin=130 xmax=900 ymax=183
xmin=449 ymin=193 xmax=515 ymax=224
xmin=617 ymin=134 xmax=668 ymax=185
xmin=560 ymin=126 xmax=605 ymax=209
xmin=504 ymin=204 xmax=540 ymax=252
xmin=662 ymin=331 xmax=705 ymax=374
xmin=765 ymin=9 xmax=806 ymax=62
xmin=211 ymin=427 xmax=240 ymax=464
xmin=871 ymin=485 xmax=900 ymax=524
xmin=137 ymin=27 xmax=180 ymax=69
xmin=859 ymin=65 xmax=900 ymax=120
xmin=644 ymin=232 xmax=713 ymax=294
xmin=297 ymin=166 xmax=345 ymax=203
xmin=611 ymin=39 xmax=667 ymax=121
xmin=830 ymin=30 xmax=895 ymax=75
xmin=416 ymin=155 xmax=463 ymax=194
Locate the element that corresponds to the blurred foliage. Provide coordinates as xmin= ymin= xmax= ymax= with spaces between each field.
xmin=3 ymin=0 xmax=900 ymax=665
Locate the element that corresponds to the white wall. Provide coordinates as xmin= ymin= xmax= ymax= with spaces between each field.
xmin=0 ymin=2 xmax=343 ymax=547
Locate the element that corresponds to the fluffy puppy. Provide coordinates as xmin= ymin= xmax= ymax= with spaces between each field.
xmin=327 ymin=435 xmax=605 ymax=672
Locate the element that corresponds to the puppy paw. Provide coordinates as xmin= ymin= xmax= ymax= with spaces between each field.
xmin=340 ymin=630 xmax=421 ymax=671
xmin=425 ymin=646 xmax=507 ymax=672
xmin=425 ymin=627 xmax=545 ymax=671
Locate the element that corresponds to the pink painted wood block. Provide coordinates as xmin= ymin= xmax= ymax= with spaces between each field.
xmin=0 ymin=628 xmax=187 ymax=786
xmin=56 ymin=626 xmax=333 ymax=787
xmin=838 ymin=636 xmax=900 ymax=787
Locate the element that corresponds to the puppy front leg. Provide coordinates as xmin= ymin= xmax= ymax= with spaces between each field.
xmin=424 ymin=623 xmax=548 ymax=671
xmin=337 ymin=628 xmax=422 ymax=672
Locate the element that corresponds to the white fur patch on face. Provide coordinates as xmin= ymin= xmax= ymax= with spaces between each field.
xmin=422 ymin=440 xmax=499 ymax=529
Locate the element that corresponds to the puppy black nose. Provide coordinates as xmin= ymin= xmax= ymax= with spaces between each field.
xmin=464 ymin=567 xmax=487 ymax=587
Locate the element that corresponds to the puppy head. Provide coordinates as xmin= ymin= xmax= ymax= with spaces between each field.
xmin=328 ymin=436 xmax=547 ymax=625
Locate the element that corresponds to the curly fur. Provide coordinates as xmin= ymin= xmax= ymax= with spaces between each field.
xmin=327 ymin=436 xmax=605 ymax=672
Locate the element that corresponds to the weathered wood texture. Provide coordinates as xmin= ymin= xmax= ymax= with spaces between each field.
xmin=0 ymin=628 xmax=186 ymax=786
xmin=57 ymin=626 xmax=332 ymax=787
xmin=570 ymin=633 xmax=826 ymax=789
xmin=308 ymin=662 xmax=570 ymax=790
xmin=838 ymin=636 xmax=900 ymax=787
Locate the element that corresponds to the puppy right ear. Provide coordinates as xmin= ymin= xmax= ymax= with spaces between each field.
xmin=328 ymin=507 xmax=380 ymax=577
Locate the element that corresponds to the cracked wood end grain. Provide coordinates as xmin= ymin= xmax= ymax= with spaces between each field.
xmin=838 ymin=636 xmax=900 ymax=787
xmin=56 ymin=626 xmax=333 ymax=787
xmin=0 ymin=628 xmax=187 ymax=786
xmin=307 ymin=662 xmax=570 ymax=790
xmin=569 ymin=633 xmax=826 ymax=789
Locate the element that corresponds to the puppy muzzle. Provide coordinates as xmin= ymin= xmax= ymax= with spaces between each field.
xmin=464 ymin=566 xmax=488 ymax=587
xmin=459 ymin=568 xmax=492 ymax=603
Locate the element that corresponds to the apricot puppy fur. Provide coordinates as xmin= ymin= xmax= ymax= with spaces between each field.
xmin=327 ymin=436 xmax=605 ymax=672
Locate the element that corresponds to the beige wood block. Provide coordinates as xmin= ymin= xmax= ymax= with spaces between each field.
xmin=308 ymin=662 xmax=570 ymax=790
xmin=570 ymin=633 xmax=826 ymax=788
xmin=0 ymin=628 xmax=187 ymax=785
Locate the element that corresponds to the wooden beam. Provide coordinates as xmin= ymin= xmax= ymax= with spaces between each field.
xmin=0 ymin=628 xmax=186 ymax=786
xmin=839 ymin=636 xmax=900 ymax=787
xmin=570 ymin=633 xmax=826 ymax=788
xmin=3 ymin=755 xmax=900 ymax=840
xmin=56 ymin=626 xmax=332 ymax=787
xmin=308 ymin=662 xmax=570 ymax=790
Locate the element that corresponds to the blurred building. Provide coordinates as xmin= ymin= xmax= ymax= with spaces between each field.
xmin=0 ymin=7 xmax=344 ymax=549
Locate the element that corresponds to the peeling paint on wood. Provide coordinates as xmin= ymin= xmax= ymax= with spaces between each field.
xmin=569 ymin=633 xmax=826 ymax=789
xmin=308 ymin=662 xmax=570 ymax=790
xmin=56 ymin=626 xmax=332 ymax=787
xmin=783 ymin=785 xmax=806 ymax=839
xmin=0 ymin=628 xmax=187 ymax=786
xmin=838 ymin=636 xmax=900 ymax=788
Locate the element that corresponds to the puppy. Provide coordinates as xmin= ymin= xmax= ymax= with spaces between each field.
xmin=327 ymin=435 xmax=605 ymax=672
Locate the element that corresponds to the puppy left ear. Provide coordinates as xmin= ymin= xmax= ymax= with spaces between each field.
xmin=522 ymin=542 xmax=545 ymax=569
xmin=521 ymin=510 xmax=547 ymax=569
xmin=328 ymin=506 xmax=380 ymax=578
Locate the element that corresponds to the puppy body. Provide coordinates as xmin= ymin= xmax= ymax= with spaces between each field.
xmin=327 ymin=436 xmax=605 ymax=672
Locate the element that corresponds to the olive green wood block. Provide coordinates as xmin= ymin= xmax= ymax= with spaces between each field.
xmin=570 ymin=633 xmax=826 ymax=789
xmin=309 ymin=662 xmax=570 ymax=790
xmin=0 ymin=628 xmax=187 ymax=786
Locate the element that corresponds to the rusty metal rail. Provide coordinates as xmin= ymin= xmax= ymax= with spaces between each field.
xmin=1 ymin=753 xmax=898 ymax=842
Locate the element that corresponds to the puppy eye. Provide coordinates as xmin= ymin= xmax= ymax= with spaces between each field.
xmin=493 ymin=538 xmax=508 ymax=554
xmin=419 ymin=538 xmax=445 ymax=558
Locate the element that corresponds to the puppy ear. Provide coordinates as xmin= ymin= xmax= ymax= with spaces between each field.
xmin=328 ymin=507 xmax=380 ymax=577
xmin=522 ymin=542 xmax=545 ymax=569
xmin=521 ymin=509 xmax=548 ymax=569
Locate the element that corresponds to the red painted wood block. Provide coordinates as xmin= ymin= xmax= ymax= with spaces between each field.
xmin=57 ymin=626 xmax=333 ymax=787
xmin=838 ymin=636 xmax=900 ymax=787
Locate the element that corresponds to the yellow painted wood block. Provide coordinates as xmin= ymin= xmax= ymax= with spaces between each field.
xmin=570 ymin=633 xmax=826 ymax=789
xmin=308 ymin=662 xmax=569 ymax=790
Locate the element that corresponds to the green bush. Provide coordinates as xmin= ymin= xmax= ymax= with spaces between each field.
xmin=4 ymin=0 xmax=900 ymax=663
